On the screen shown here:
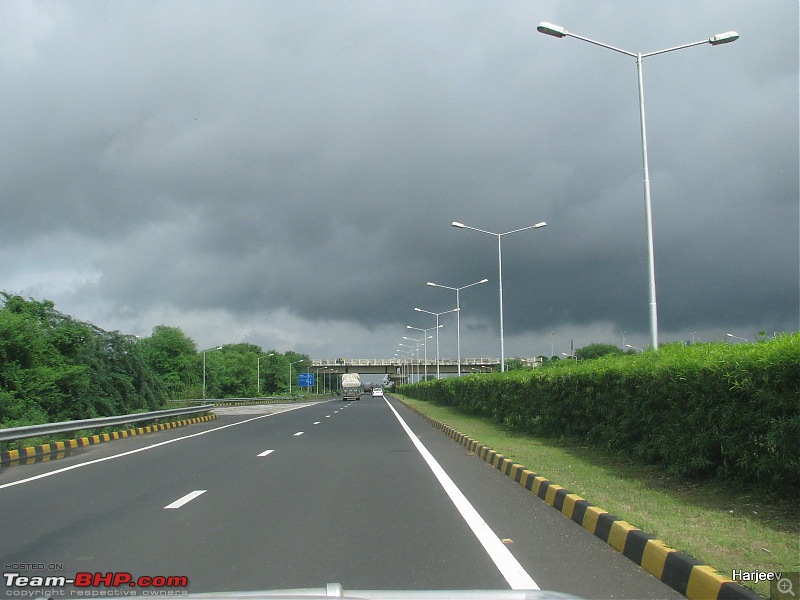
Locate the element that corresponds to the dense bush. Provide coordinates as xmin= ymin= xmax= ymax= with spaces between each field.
xmin=0 ymin=293 xmax=313 ymax=430
xmin=400 ymin=335 xmax=800 ymax=495
xmin=0 ymin=293 xmax=163 ymax=426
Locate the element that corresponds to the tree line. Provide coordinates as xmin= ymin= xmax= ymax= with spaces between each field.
xmin=0 ymin=293 xmax=310 ymax=428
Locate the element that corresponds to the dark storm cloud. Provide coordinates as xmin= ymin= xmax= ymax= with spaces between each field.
xmin=1 ymin=1 xmax=796 ymax=357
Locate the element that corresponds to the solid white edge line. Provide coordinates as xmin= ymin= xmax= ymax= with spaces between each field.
xmin=257 ymin=449 xmax=275 ymax=457
xmin=164 ymin=489 xmax=207 ymax=509
xmin=383 ymin=398 xmax=539 ymax=591
xmin=0 ymin=403 xmax=316 ymax=491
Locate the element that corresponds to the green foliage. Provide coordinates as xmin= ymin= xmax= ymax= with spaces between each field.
xmin=200 ymin=346 xmax=312 ymax=399
xmin=504 ymin=358 xmax=531 ymax=371
xmin=138 ymin=325 xmax=199 ymax=397
xmin=0 ymin=293 xmax=164 ymax=428
xmin=0 ymin=293 xmax=317 ymax=431
xmin=400 ymin=335 xmax=800 ymax=496
xmin=575 ymin=343 xmax=624 ymax=360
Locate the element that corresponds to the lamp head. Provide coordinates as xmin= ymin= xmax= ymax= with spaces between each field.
xmin=537 ymin=22 xmax=567 ymax=38
xmin=451 ymin=222 xmax=465 ymax=228
xmin=709 ymin=31 xmax=739 ymax=45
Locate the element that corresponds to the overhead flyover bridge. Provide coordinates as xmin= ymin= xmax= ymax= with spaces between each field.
xmin=311 ymin=357 xmax=543 ymax=383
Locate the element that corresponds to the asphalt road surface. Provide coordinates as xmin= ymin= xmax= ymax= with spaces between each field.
xmin=0 ymin=396 xmax=684 ymax=598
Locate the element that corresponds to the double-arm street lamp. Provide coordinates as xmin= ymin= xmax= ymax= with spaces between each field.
xmin=202 ymin=346 xmax=223 ymax=400
xmin=414 ymin=306 xmax=459 ymax=379
xmin=289 ymin=359 xmax=304 ymax=395
xmin=402 ymin=335 xmax=433 ymax=383
xmin=537 ymin=22 xmax=738 ymax=350
xmin=405 ymin=324 xmax=441 ymax=381
xmin=427 ymin=278 xmax=488 ymax=377
xmin=394 ymin=348 xmax=414 ymax=385
xmin=451 ymin=221 xmax=546 ymax=372
xmin=398 ymin=342 xmax=418 ymax=382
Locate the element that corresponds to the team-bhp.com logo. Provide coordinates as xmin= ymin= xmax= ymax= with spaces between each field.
xmin=4 ymin=572 xmax=188 ymax=594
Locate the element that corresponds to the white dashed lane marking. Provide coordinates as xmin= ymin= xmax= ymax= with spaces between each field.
xmin=164 ymin=490 xmax=207 ymax=509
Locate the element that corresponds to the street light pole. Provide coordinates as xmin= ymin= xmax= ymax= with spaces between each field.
xmin=202 ymin=346 xmax=223 ymax=400
xmin=406 ymin=324 xmax=442 ymax=381
xmin=394 ymin=349 xmax=413 ymax=385
xmin=398 ymin=342 xmax=418 ymax=382
xmin=414 ymin=306 xmax=459 ymax=378
xmin=451 ymin=221 xmax=546 ymax=372
xmin=427 ymin=278 xmax=488 ymax=376
xmin=537 ymin=22 xmax=738 ymax=349
xmin=403 ymin=335 xmax=432 ymax=383
xmin=289 ymin=359 xmax=304 ymax=395
xmin=399 ymin=342 xmax=417 ymax=382
xmin=322 ymin=368 xmax=333 ymax=394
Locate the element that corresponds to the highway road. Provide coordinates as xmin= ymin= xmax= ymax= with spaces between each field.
xmin=0 ymin=396 xmax=684 ymax=598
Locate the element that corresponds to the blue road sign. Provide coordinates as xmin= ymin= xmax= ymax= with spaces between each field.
xmin=298 ymin=372 xmax=314 ymax=387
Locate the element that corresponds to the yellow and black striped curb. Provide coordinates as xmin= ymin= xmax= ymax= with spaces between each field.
xmin=395 ymin=398 xmax=760 ymax=600
xmin=0 ymin=414 xmax=217 ymax=467
xmin=212 ymin=399 xmax=294 ymax=406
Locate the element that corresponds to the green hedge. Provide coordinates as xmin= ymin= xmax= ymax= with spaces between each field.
xmin=400 ymin=335 xmax=800 ymax=495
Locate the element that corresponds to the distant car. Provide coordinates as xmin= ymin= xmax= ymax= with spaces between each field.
xmin=372 ymin=387 xmax=384 ymax=397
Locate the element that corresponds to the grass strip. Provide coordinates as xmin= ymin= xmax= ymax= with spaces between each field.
xmin=396 ymin=394 xmax=798 ymax=599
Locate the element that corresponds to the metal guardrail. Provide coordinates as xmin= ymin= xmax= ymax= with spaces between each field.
xmin=0 ymin=405 xmax=214 ymax=443
xmin=173 ymin=397 xmax=299 ymax=405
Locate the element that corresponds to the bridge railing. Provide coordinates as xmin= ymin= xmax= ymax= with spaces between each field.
xmin=311 ymin=358 xmax=503 ymax=367
xmin=313 ymin=359 xmax=400 ymax=367
xmin=311 ymin=358 xmax=544 ymax=368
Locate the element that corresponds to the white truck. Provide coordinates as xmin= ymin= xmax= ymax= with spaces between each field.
xmin=340 ymin=373 xmax=363 ymax=401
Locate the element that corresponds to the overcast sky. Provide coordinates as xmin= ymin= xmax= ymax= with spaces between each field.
xmin=1 ymin=1 xmax=797 ymax=361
